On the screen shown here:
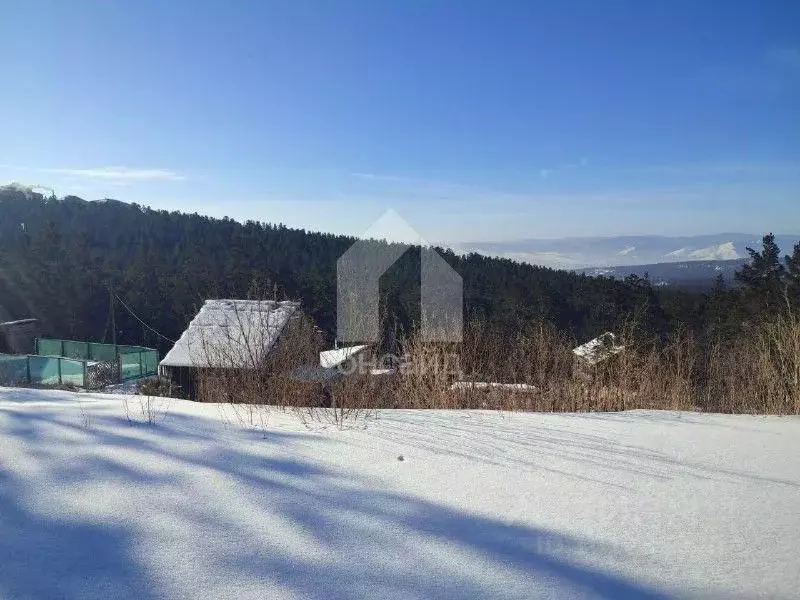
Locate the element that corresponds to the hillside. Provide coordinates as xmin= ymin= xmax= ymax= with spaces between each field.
xmin=578 ymin=259 xmax=748 ymax=290
xmin=0 ymin=188 xmax=671 ymax=352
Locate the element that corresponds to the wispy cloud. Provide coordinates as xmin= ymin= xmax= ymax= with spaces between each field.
xmin=354 ymin=166 xmax=580 ymax=192
xmin=537 ymin=157 xmax=588 ymax=180
xmin=350 ymin=172 xmax=411 ymax=183
xmin=44 ymin=166 xmax=185 ymax=182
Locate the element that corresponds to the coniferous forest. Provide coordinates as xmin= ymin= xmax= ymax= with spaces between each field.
xmin=1 ymin=187 xmax=798 ymax=358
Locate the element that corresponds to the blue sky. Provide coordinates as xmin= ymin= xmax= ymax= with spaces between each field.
xmin=1 ymin=1 xmax=799 ymax=243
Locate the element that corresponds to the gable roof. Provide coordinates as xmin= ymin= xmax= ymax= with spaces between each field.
xmin=572 ymin=332 xmax=624 ymax=366
xmin=319 ymin=345 xmax=369 ymax=369
xmin=160 ymin=299 xmax=300 ymax=369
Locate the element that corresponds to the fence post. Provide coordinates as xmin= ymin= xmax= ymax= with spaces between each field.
xmin=61 ymin=340 xmax=65 ymax=357
xmin=139 ymin=351 xmax=143 ymax=378
xmin=34 ymin=338 xmax=38 ymax=355
xmin=83 ymin=360 xmax=87 ymax=389
xmin=57 ymin=358 xmax=62 ymax=385
xmin=87 ymin=342 xmax=91 ymax=361
xmin=26 ymin=356 xmax=31 ymax=384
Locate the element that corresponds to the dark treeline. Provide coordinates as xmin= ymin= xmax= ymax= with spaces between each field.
xmin=0 ymin=188 xmax=797 ymax=355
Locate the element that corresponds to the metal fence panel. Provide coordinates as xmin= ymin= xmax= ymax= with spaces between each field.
xmin=36 ymin=339 xmax=63 ymax=356
xmin=89 ymin=343 xmax=118 ymax=362
xmin=0 ymin=355 xmax=29 ymax=384
xmin=120 ymin=352 xmax=143 ymax=381
xmin=59 ymin=358 xmax=86 ymax=386
xmin=28 ymin=356 xmax=61 ymax=385
xmin=142 ymin=350 xmax=159 ymax=376
xmin=62 ymin=340 xmax=90 ymax=360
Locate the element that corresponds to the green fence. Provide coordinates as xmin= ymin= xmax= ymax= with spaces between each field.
xmin=0 ymin=339 xmax=160 ymax=389
xmin=0 ymin=354 xmax=30 ymax=385
xmin=0 ymin=354 xmax=89 ymax=387
xmin=35 ymin=338 xmax=157 ymax=367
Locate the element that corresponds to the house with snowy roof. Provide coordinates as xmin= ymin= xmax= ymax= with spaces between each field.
xmin=159 ymin=299 xmax=303 ymax=399
xmin=572 ymin=332 xmax=625 ymax=378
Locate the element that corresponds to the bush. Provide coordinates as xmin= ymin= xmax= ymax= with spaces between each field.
xmin=136 ymin=376 xmax=178 ymax=398
xmin=188 ymin=307 xmax=800 ymax=420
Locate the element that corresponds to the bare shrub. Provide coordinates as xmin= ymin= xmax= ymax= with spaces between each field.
xmin=702 ymin=311 xmax=800 ymax=414
xmin=122 ymin=395 xmax=132 ymax=425
xmin=754 ymin=311 xmax=800 ymax=414
xmin=396 ymin=311 xmax=798 ymax=415
xmin=136 ymin=376 xmax=179 ymax=398
xmin=121 ymin=393 xmax=169 ymax=425
xmin=394 ymin=336 xmax=460 ymax=409
xmin=189 ymin=296 xmax=800 ymax=423
xmin=138 ymin=395 xmax=169 ymax=425
xmin=441 ymin=319 xmax=577 ymax=411
xmin=78 ymin=399 xmax=92 ymax=429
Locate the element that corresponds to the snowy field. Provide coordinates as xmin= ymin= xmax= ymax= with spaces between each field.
xmin=1 ymin=387 xmax=799 ymax=599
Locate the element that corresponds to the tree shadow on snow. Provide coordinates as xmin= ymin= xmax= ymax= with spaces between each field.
xmin=0 ymin=469 xmax=160 ymax=599
xmin=0 ymin=397 xmax=678 ymax=600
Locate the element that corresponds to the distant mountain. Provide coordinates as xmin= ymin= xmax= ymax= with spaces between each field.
xmin=457 ymin=234 xmax=800 ymax=269
xmin=577 ymin=259 xmax=748 ymax=290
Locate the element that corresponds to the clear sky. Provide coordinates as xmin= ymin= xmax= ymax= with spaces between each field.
xmin=1 ymin=1 xmax=799 ymax=243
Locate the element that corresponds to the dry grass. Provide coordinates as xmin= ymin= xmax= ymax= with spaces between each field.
xmin=702 ymin=311 xmax=800 ymax=414
xmin=191 ymin=299 xmax=800 ymax=420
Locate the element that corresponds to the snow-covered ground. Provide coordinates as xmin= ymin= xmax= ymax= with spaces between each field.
xmin=1 ymin=387 xmax=799 ymax=599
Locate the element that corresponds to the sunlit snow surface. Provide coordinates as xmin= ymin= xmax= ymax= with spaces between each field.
xmin=1 ymin=387 xmax=799 ymax=599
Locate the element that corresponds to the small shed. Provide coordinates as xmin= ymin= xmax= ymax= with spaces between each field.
xmin=572 ymin=332 xmax=624 ymax=375
xmin=159 ymin=299 xmax=302 ymax=399
xmin=320 ymin=345 xmax=369 ymax=369
xmin=0 ymin=319 xmax=40 ymax=354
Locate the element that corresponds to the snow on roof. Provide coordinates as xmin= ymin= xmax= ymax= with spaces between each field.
xmin=572 ymin=332 xmax=624 ymax=365
xmin=0 ymin=319 xmax=38 ymax=327
xmin=319 ymin=345 xmax=368 ymax=369
xmin=160 ymin=299 xmax=300 ymax=369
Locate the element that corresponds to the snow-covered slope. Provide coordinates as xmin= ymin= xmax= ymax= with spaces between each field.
xmin=665 ymin=242 xmax=740 ymax=261
xmin=2 ymin=388 xmax=799 ymax=599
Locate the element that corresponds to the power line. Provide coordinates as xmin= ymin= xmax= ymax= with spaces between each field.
xmin=113 ymin=293 xmax=176 ymax=344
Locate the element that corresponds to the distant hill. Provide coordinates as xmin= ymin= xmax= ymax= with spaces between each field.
xmin=458 ymin=234 xmax=800 ymax=269
xmin=0 ymin=187 xmax=679 ymax=351
xmin=577 ymin=259 xmax=748 ymax=290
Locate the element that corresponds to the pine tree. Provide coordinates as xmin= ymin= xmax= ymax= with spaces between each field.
xmin=785 ymin=242 xmax=800 ymax=310
xmin=704 ymin=273 xmax=741 ymax=341
xmin=735 ymin=233 xmax=786 ymax=314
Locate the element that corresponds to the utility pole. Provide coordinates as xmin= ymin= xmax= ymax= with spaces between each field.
xmin=109 ymin=284 xmax=117 ymax=346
